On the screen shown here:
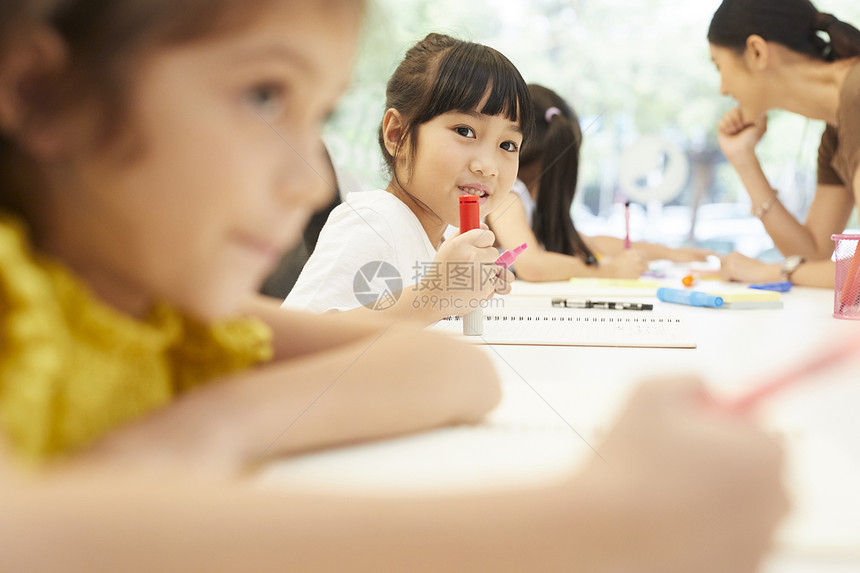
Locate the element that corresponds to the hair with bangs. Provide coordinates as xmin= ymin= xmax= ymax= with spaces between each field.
xmin=378 ymin=33 xmax=534 ymax=183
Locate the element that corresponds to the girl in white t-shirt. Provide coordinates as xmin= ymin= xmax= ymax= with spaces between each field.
xmin=286 ymin=33 xmax=530 ymax=322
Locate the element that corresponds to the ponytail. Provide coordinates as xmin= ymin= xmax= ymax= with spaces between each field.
xmin=814 ymin=12 xmax=860 ymax=61
xmin=522 ymin=84 xmax=596 ymax=264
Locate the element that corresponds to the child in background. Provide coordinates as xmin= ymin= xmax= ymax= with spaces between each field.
xmin=487 ymin=84 xmax=714 ymax=282
xmin=0 ymin=2 xmax=786 ymax=571
xmin=285 ymin=33 xmax=524 ymax=321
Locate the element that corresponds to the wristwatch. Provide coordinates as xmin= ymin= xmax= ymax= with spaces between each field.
xmin=780 ymin=255 xmax=805 ymax=282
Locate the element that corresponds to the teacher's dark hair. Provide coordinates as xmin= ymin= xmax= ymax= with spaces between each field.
xmin=708 ymin=0 xmax=860 ymax=61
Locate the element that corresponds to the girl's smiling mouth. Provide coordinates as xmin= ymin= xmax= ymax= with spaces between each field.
xmin=458 ymin=184 xmax=490 ymax=199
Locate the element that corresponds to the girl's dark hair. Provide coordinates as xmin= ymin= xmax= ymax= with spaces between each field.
xmin=378 ymin=33 xmax=534 ymax=187
xmin=0 ymin=0 xmax=361 ymax=220
xmin=708 ymin=0 xmax=860 ymax=61
xmin=520 ymin=84 xmax=595 ymax=264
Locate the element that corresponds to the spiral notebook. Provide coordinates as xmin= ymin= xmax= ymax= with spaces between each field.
xmin=432 ymin=310 xmax=696 ymax=348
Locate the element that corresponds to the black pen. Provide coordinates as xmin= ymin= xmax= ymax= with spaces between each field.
xmin=552 ymin=298 xmax=653 ymax=311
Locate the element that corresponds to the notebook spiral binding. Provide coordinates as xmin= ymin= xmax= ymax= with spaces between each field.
xmin=442 ymin=316 xmax=680 ymax=323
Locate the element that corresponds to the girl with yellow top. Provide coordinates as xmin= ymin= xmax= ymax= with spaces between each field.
xmin=1 ymin=1 xmax=785 ymax=571
xmin=0 ymin=0 xmax=500 ymax=466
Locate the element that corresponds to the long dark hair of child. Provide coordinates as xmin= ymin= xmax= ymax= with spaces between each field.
xmin=377 ymin=33 xmax=534 ymax=220
xmin=708 ymin=0 xmax=860 ymax=61
xmin=519 ymin=84 xmax=596 ymax=265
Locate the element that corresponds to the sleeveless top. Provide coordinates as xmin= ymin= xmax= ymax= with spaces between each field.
xmin=0 ymin=215 xmax=273 ymax=462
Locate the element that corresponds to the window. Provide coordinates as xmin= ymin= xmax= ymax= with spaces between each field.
xmin=325 ymin=0 xmax=860 ymax=256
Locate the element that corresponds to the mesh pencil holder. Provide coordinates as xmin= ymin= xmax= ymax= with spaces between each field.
xmin=832 ymin=234 xmax=860 ymax=320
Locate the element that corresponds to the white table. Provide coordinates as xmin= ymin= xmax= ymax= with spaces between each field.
xmin=259 ymin=279 xmax=860 ymax=572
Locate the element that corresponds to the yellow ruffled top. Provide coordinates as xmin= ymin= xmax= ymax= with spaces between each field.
xmin=0 ymin=215 xmax=273 ymax=462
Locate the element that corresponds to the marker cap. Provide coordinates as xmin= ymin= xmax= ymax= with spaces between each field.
xmin=496 ymin=243 xmax=528 ymax=268
xmin=459 ymin=195 xmax=480 ymax=234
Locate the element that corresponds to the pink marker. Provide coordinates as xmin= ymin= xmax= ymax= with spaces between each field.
xmin=624 ymin=201 xmax=631 ymax=249
xmin=496 ymin=243 xmax=528 ymax=268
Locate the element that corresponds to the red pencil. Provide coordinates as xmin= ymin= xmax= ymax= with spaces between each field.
xmin=729 ymin=335 xmax=860 ymax=412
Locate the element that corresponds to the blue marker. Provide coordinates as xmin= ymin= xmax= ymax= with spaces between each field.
xmin=749 ymin=281 xmax=792 ymax=293
xmin=657 ymin=287 xmax=724 ymax=308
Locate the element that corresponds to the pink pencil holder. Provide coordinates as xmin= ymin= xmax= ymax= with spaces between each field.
xmin=832 ymin=234 xmax=860 ymax=320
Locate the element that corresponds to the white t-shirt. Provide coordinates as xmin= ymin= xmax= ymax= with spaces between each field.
xmin=511 ymin=178 xmax=535 ymax=227
xmin=284 ymin=189 xmax=437 ymax=312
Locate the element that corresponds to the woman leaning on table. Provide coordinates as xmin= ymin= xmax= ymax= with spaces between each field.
xmin=709 ymin=0 xmax=860 ymax=287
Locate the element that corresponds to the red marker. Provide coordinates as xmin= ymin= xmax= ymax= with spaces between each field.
xmin=459 ymin=195 xmax=483 ymax=336
xmin=459 ymin=195 xmax=480 ymax=234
